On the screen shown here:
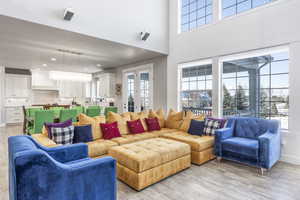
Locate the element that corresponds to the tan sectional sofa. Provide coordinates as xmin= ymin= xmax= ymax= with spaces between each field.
xmin=32 ymin=109 xmax=215 ymax=163
xmin=32 ymin=109 xmax=216 ymax=190
xmin=162 ymin=131 xmax=215 ymax=165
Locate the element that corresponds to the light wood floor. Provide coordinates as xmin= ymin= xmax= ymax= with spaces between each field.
xmin=1 ymin=125 xmax=300 ymax=200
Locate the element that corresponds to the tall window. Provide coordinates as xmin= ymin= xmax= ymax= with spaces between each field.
xmin=127 ymin=74 xmax=135 ymax=112
xmin=181 ymin=0 xmax=213 ymax=32
xmin=180 ymin=64 xmax=213 ymax=116
xmin=222 ymin=0 xmax=275 ymax=18
xmin=222 ymin=51 xmax=289 ymax=129
xmin=140 ymin=72 xmax=150 ymax=111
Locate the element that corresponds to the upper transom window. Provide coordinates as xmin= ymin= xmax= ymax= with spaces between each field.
xmin=222 ymin=0 xmax=276 ymax=18
xmin=181 ymin=0 xmax=213 ymax=32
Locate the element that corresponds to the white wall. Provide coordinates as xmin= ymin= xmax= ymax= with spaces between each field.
xmin=0 ymin=66 xmax=4 ymax=126
xmin=168 ymin=0 xmax=300 ymax=164
xmin=0 ymin=0 xmax=169 ymax=54
xmin=101 ymin=56 xmax=168 ymax=112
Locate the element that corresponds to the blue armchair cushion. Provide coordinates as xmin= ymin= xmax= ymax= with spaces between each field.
xmin=188 ymin=120 xmax=205 ymax=136
xmin=51 ymin=126 xmax=74 ymax=145
xmin=73 ymin=125 xmax=93 ymax=144
xmin=222 ymin=137 xmax=259 ymax=158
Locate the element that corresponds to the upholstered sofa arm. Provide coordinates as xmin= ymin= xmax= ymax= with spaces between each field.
xmin=43 ymin=143 xmax=88 ymax=163
xmin=258 ymin=131 xmax=281 ymax=169
xmin=214 ymin=128 xmax=234 ymax=156
xmin=31 ymin=134 xmax=58 ymax=147
xmin=66 ymin=156 xmax=117 ymax=200
xmin=28 ymin=135 xmax=88 ymax=163
xmin=215 ymin=128 xmax=234 ymax=140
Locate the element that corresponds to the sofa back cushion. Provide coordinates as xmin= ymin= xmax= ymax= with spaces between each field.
xmin=100 ymin=122 xmax=122 ymax=140
xmin=149 ymin=109 xmax=165 ymax=128
xmin=127 ymin=119 xmax=145 ymax=134
xmin=107 ymin=112 xmax=131 ymax=135
xmin=234 ymin=117 xmax=272 ymax=139
xmin=165 ymin=109 xmax=184 ymax=129
xmin=73 ymin=125 xmax=93 ymax=143
xmin=130 ymin=111 xmax=149 ymax=131
xmin=145 ymin=117 xmax=161 ymax=131
xmin=78 ymin=114 xmax=106 ymax=140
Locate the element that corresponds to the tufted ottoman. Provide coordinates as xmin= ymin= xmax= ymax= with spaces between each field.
xmin=108 ymin=138 xmax=191 ymax=191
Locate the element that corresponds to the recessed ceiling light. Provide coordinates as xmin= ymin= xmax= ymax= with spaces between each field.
xmin=96 ymin=64 xmax=102 ymax=67
xmin=42 ymin=64 xmax=47 ymax=67
xmin=51 ymin=58 xmax=57 ymax=61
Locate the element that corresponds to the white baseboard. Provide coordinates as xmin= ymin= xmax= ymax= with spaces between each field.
xmin=280 ymin=154 xmax=300 ymax=165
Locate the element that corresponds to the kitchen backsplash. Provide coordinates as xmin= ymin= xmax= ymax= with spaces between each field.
xmin=31 ymin=90 xmax=59 ymax=105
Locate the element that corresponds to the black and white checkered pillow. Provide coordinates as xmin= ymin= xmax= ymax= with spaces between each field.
xmin=203 ymin=119 xmax=221 ymax=136
xmin=51 ymin=126 xmax=74 ymax=145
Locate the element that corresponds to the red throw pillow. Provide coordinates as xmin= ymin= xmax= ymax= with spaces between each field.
xmin=100 ymin=122 xmax=121 ymax=140
xmin=127 ymin=119 xmax=145 ymax=134
xmin=145 ymin=117 xmax=161 ymax=131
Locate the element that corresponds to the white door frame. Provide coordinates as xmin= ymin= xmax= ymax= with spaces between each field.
xmin=122 ymin=63 xmax=154 ymax=112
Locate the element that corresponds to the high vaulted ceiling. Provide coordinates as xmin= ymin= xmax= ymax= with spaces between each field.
xmin=0 ymin=15 xmax=165 ymax=73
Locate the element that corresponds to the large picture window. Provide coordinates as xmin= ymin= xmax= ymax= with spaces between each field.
xmin=222 ymin=0 xmax=275 ymax=18
xmin=222 ymin=51 xmax=289 ymax=129
xmin=180 ymin=64 xmax=213 ymax=116
xmin=181 ymin=0 xmax=213 ymax=32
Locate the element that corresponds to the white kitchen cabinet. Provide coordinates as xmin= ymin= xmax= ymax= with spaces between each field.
xmin=5 ymin=106 xmax=24 ymax=124
xmin=96 ymin=73 xmax=115 ymax=98
xmin=5 ymin=74 xmax=30 ymax=98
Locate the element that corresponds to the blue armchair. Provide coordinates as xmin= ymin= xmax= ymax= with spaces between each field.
xmin=214 ymin=117 xmax=281 ymax=173
xmin=8 ymin=136 xmax=116 ymax=200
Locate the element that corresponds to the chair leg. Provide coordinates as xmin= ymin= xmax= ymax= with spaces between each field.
xmin=260 ymin=168 xmax=266 ymax=176
xmin=217 ymin=157 xmax=222 ymax=163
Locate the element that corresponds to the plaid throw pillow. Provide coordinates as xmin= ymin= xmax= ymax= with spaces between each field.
xmin=51 ymin=126 xmax=75 ymax=145
xmin=203 ymin=119 xmax=221 ymax=136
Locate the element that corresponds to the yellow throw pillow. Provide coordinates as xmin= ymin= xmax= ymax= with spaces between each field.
xmin=165 ymin=109 xmax=184 ymax=129
xmin=78 ymin=114 xmax=106 ymax=140
xmin=107 ymin=112 xmax=131 ymax=135
xmin=179 ymin=111 xmax=205 ymax=132
xmin=131 ymin=111 xmax=149 ymax=131
xmin=149 ymin=109 xmax=166 ymax=128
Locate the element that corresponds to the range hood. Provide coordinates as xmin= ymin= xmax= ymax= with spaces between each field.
xmin=31 ymin=70 xmax=59 ymax=91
